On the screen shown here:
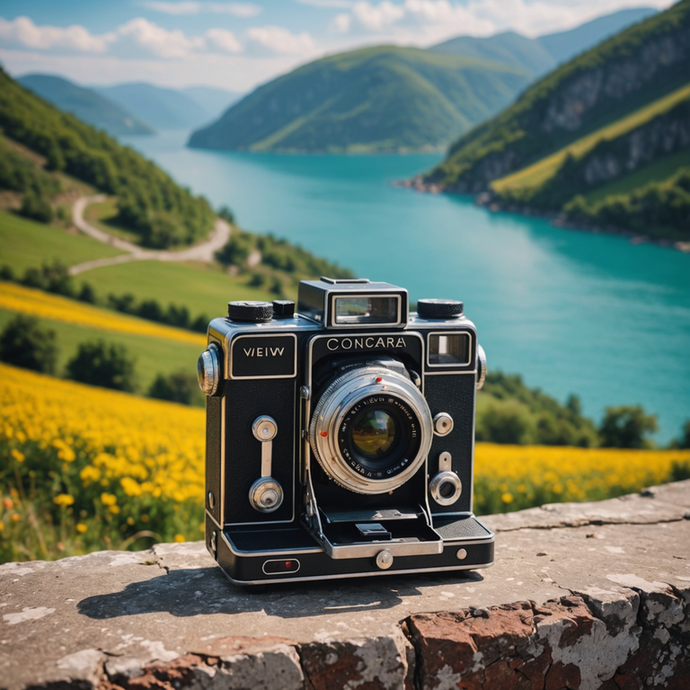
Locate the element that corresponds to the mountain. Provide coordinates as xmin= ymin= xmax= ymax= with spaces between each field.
xmin=188 ymin=45 xmax=533 ymax=153
xmin=422 ymin=1 xmax=690 ymax=242
xmin=430 ymin=31 xmax=556 ymax=76
xmin=16 ymin=74 xmax=154 ymax=137
xmin=537 ymin=7 xmax=658 ymax=65
xmin=180 ymin=86 xmax=243 ymax=120
xmin=431 ymin=8 xmax=658 ymax=77
xmin=94 ymin=83 xmax=213 ymax=130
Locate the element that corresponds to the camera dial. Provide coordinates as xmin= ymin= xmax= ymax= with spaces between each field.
xmin=309 ymin=364 xmax=433 ymax=495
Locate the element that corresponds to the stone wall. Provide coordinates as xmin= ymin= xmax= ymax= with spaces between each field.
xmin=1 ymin=480 xmax=689 ymax=690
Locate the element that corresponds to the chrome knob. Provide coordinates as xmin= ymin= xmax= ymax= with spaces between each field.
xmin=433 ymin=412 xmax=454 ymax=436
xmin=430 ymin=471 xmax=463 ymax=506
xmin=197 ymin=344 xmax=220 ymax=396
xmin=249 ymin=477 xmax=284 ymax=513
xmin=375 ymin=549 xmax=393 ymax=570
xmin=476 ymin=344 xmax=487 ymax=391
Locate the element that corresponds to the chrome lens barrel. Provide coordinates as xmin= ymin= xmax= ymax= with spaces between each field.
xmin=309 ymin=365 xmax=433 ymax=494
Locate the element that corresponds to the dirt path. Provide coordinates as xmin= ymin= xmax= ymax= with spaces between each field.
xmin=69 ymin=195 xmax=231 ymax=275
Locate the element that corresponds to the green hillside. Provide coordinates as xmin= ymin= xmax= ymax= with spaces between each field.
xmin=0 ymin=67 xmax=214 ymax=249
xmin=426 ymin=0 xmax=690 ymax=193
xmin=188 ymin=45 xmax=532 ymax=153
xmin=429 ymin=31 xmax=556 ymax=76
xmin=17 ymin=74 xmax=155 ymax=137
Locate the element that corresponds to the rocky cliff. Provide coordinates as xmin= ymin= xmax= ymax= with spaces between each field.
xmin=426 ymin=0 xmax=690 ymax=194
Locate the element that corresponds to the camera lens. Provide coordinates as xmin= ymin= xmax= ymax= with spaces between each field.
xmin=351 ymin=409 xmax=396 ymax=460
xmin=309 ymin=364 xmax=433 ymax=495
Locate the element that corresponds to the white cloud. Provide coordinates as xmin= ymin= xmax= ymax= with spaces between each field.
xmin=329 ymin=13 xmax=352 ymax=33
xmin=116 ymin=17 xmax=206 ymax=58
xmin=246 ymin=25 xmax=316 ymax=54
xmin=206 ymin=27 xmax=243 ymax=52
xmin=294 ymin=0 xmax=353 ymax=8
xmin=352 ymin=1 xmax=405 ymax=30
xmin=0 ymin=16 xmax=115 ymax=53
xmin=140 ymin=2 xmax=262 ymax=17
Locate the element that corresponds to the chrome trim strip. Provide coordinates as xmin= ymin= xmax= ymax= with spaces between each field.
xmin=423 ymin=370 xmax=477 ymax=376
xmin=227 ymin=332 xmax=298 ymax=380
xmin=220 ymin=393 xmax=226 ymax=523
xmin=222 ymin=532 xmax=493 ymax=558
xmin=205 ymin=508 xmax=222 ymax=530
xmin=220 ymin=561 xmax=495 ymax=586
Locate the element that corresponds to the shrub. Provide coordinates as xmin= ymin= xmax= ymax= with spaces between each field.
xmin=599 ymin=405 xmax=658 ymax=449
xmin=0 ymin=314 xmax=58 ymax=374
xmin=148 ymin=371 xmax=203 ymax=406
xmin=19 ymin=190 xmax=53 ymax=223
xmin=65 ymin=340 xmax=137 ymax=392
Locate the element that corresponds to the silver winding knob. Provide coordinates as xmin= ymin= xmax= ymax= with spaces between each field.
xmin=476 ymin=344 xmax=487 ymax=391
xmin=248 ymin=477 xmax=284 ymax=513
xmin=197 ymin=344 xmax=220 ymax=396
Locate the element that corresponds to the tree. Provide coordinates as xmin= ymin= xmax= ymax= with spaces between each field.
xmin=65 ymin=340 xmax=136 ymax=391
xmin=19 ymin=190 xmax=53 ymax=223
xmin=148 ymin=372 xmax=203 ymax=406
xmin=0 ymin=314 xmax=58 ymax=373
xmin=670 ymin=420 xmax=690 ymax=449
xmin=599 ymin=405 xmax=658 ymax=449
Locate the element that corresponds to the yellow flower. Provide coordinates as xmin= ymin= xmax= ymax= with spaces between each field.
xmin=53 ymin=493 xmax=75 ymax=507
xmin=108 ymin=505 xmax=121 ymax=514
xmin=173 ymin=534 xmax=185 ymax=543
xmin=120 ymin=477 xmax=142 ymax=497
xmin=10 ymin=448 xmax=25 ymax=463
xmin=76 ymin=523 xmax=88 ymax=533
xmin=100 ymin=492 xmax=117 ymax=506
xmin=501 ymin=492 xmax=514 ymax=504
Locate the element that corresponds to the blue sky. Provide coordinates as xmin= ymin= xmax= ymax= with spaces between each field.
xmin=0 ymin=0 xmax=675 ymax=92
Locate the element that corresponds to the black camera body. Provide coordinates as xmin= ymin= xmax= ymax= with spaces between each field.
xmin=198 ymin=278 xmax=494 ymax=585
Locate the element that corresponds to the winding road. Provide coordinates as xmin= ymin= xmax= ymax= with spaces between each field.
xmin=68 ymin=195 xmax=231 ymax=275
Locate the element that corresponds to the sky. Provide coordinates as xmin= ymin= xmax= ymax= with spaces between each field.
xmin=0 ymin=0 xmax=676 ymax=93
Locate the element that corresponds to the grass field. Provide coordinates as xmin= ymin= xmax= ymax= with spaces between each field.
xmin=583 ymin=148 xmax=690 ymax=204
xmin=0 ymin=210 xmax=124 ymax=274
xmin=492 ymin=81 xmax=690 ymax=194
xmin=83 ymin=197 xmax=142 ymax=245
xmin=0 ymin=282 xmax=204 ymax=391
xmin=81 ymin=260 xmax=281 ymax=319
xmin=2 ymin=362 xmax=688 ymax=562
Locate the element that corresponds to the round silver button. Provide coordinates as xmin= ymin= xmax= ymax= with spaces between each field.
xmin=375 ymin=549 xmax=394 ymax=570
xmin=248 ymin=477 xmax=284 ymax=513
xmin=252 ymin=416 xmax=277 ymax=442
xmin=456 ymin=548 xmax=468 ymax=560
xmin=433 ymin=412 xmax=454 ymax=436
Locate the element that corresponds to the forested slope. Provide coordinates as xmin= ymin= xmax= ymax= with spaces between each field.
xmin=189 ymin=46 xmax=532 ymax=153
xmin=0 ymin=68 xmax=214 ymax=248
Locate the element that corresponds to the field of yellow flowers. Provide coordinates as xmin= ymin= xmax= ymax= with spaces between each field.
xmin=1 ymin=362 xmax=689 ymax=562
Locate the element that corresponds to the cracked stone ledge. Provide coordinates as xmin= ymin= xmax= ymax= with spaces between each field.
xmin=1 ymin=480 xmax=689 ymax=690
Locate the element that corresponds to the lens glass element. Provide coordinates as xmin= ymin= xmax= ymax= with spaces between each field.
xmin=351 ymin=409 xmax=396 ymax=460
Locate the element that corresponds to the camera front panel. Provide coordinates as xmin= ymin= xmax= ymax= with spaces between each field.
xmin=413 ymin=320 xmax=478 ymax=517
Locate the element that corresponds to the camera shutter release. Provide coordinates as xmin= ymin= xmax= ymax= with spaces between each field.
xmin=228 ymin=300 xmax=274 ymax=322
xmin=417 ymin=299 xmax=463 ymax=319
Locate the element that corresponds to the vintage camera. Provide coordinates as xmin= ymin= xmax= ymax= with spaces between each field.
xmin=197 ymin=277 xmax=494 ymax=585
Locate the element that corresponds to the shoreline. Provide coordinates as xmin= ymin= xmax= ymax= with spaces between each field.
xmin=393 ymin=177 xmax=690 ymax=255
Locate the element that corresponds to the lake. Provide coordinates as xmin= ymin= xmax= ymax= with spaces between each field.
xmin=123 ymin=131 xmax=690 ymax=443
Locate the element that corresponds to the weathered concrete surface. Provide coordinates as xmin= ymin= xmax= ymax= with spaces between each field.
xmin=1 ymin=480 xmax=689 ymax=690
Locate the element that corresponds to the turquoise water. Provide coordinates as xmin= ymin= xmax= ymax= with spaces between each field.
xmin=123 ymin=131 xmax=690 ymax=443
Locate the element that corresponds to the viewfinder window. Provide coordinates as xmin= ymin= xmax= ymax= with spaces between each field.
xmin=333 ymin=296 xmax=400 ymax=325
xmin=428 ymin=333 xmax=471 ymax=366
